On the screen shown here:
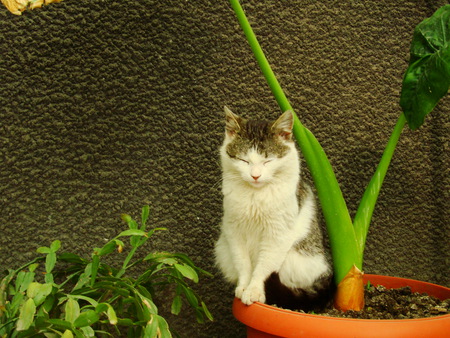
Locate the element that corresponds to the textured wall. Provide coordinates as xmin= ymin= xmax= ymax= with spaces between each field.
xmin=0 ymin=0 xmax=448 ymax=337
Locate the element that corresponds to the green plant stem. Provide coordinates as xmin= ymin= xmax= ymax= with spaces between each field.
xmin=229 ymin=0 xmax=292 ymax=113
xmin=353 ymin=113 xmax=406 ymax=253
xmin=116 ymin=246 xmax=140 ymax=279
xmin=229 ymin=0 xmax=360 ymax=283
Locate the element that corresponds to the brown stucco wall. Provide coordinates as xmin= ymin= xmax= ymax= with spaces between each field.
xmin=1 ymin=1 xmax=448 ymax=337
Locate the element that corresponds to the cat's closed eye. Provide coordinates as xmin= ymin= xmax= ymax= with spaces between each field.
xmin=236 ymin=157 xmax=249 ymax=164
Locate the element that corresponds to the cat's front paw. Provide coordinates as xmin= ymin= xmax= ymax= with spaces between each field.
xmin=240 ymin=286 xmax=266 ymax=305
xmin=235 ymin=285 xmax=245 ymax=299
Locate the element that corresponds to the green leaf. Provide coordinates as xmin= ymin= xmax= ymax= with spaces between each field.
xmin=45 ymin=272 xmax=54 ymax=284
xmin=140 ymin=296 xmax=158 ymax=318
xmin=144 ymin=315 xmax=158 ymax=338
xmin=136 ymin=285 xmax=153 ymax=300
xmin=106 ymin=304 xmax=118 ymax=325
xmin=37 ymin=246 xmax=51 ymax=254
xmin=16 ymin=298 xmax=36 ymax=331
xmin=195 ymin=308 xmax=205 ymax=324
xmin=29 ymin=263 xmax=39 ymax=273
xmin=117 ymin=229 xmax=147 ymax=238
xmin=174 ymin=264 xmax=198 ymax=283
xmin=45 ymin=252 xmax=57 ymax=274
xmin=29 ymin=282 xmax=53 ymax=307
xmin=68 ymin=295 xmax=98 ymax=308
xmin=58 ymin=252 xmax=85 ymax=264
xmin=131 ymin=235 xmax=144 ymax=248
xmin=181 ymin=286 xmax=198 ymax=308
xmin=96 ymin=241 xmax=116 ymax=256
xmin=80 ymin=326 xmax=95 ymax=337
xmin=157 ymin=315 xmax=172 ymax=338
xmin=73 ymin=310 xmax=100 ymax=328
xmin=117 ymin=318 xmax=134 ymax=326
xmin=144 ymin=252 xmax=177 ymax=265
xmin=409 ymin=5 xmax=450 ymax=61
xmin=171 ymin=295 xmax=182 ymax=315
xmin=90 ymin=255 xmax=100 ymax=287
xmin=95 ymin=303 xmax=108 ymax=314
xmin=50 ymin=240 xmax=61 ymax=252
xmin=61 ymin=330 xmax=74 ymax=338
xmin=121 ymin=213 xmax=133 ymax=225
xmin=41 ymin=294 xmax=56 ymax=314
xmin=26 ymin=282 xmax=45 ymax=298
xmin=400 ymin=5 xmax=450 ymax=129
xmin=65 ymin=298 xmax=81 ymax=324
xmin=9 ymin=292 xmax=24 ymax=317
xmin=16 ymin=271 xmax=35 ymax=293
xmin=46 ymin=318 xmax=74 ymax=331
xmin=73 ymin=264 xmax=92 ymax=290
xmin=201 ymin=301 xmax=214 ymax=321
xmin=141 ymin=205 xmax=150 ymax=230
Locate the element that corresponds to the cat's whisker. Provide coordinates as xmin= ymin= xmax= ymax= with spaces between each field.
xmin=211 ymin=178 xmax=223 ymax=191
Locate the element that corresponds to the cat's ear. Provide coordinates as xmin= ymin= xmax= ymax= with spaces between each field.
xmin=272 ymin=110 xmax=294 ymax=140
xmin=224 ymin=106 xmax=241 ymax=137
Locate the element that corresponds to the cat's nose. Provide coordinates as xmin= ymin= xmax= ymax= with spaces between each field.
xmin=252 ymin=175 xmax=261 ymax=181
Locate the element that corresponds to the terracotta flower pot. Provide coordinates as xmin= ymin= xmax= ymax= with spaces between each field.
xmin=233 ymin=274 xmax=450 ymax=338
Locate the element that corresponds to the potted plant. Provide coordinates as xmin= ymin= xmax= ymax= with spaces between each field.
xmin=229 ymin=0 xmax=449 ymax=336
xmin=0 ymin=206 xmax=213 ymax=338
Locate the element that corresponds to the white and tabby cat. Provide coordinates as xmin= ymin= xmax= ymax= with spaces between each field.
xmin=215 ymin=106 xmax=334 ymax=311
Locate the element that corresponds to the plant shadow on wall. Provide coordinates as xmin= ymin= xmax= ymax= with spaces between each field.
xmin=0 ymin=206 xmax=213 ymax=338
xmin=228 ymin=0 xmax=449 ymax=314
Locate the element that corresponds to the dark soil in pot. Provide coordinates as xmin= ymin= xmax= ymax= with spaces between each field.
xmin=289 ymin=285 xmax=450 ymax=320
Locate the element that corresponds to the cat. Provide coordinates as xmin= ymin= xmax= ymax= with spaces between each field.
xmin=215 ymin=106 xmax=334 ymax=311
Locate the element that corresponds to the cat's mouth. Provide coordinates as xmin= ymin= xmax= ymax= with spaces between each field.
xmin=249 ymin=180 xmax=264 ymax=187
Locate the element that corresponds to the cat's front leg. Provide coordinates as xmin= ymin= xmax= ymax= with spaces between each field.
xmin=241 ymin=238 xmax=289 ymax=305
xmin=234 ymin=257 xmax=252 ymax=300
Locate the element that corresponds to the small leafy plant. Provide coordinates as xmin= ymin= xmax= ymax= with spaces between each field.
xmin=0 ymin=206 xmax=213 ymax=337
xmin=230 ymin=0 xmax=449 ymax=311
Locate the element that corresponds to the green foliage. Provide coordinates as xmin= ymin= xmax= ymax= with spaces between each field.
xmin=400 ymin=5 xmax=450 ymax=130
xmin=0 ymin=206 xmax=213 ymax=338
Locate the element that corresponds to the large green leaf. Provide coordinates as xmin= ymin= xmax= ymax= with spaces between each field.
xmin=45 ymin=252 xmax=57 ymax=273
xmin=118 ymin=229 xmax=147 ymax=238
xmin=16 ymin=298 xmax=36 ymax=331
xmin=171 ymin=295 xmax=182 ymax=315
xmin=50 ymin=240 xmax=61 ymax=252
xmin=157 ymin=315 xmax=172 ymax=338
xmin=400 ymin=5 xmax=450 ymax=129
xmin=65 ymin=298 xmax=81 ymax=324
xmin=26 ymin=282 xmax=53 ymax=307
xmin=73 ymin=310 xmax=100 ymax=328
xmin=174 ymin=264 xmax=199 ymax=283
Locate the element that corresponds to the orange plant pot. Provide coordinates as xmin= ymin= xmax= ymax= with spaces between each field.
xmin=233 ymin=274 xmax=450 ymax=338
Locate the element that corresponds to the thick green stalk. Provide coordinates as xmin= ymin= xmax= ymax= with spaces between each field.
xmin=229 ymin=0 xmax=292 ymax=113
xmin=229 ymin=0 xmax=360 ymax=284
xmin=353 ymin=114 xmax=406 ymax=252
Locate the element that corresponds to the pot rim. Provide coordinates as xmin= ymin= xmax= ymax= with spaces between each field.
xmin=233 ymin=274 xmax=450 ymax=323
xmin=233 ymin=274 xmax=450 ymax=338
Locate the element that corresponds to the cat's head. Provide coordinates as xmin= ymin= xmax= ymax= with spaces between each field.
xmin=221 ymin=106 xmax=299 ymax=188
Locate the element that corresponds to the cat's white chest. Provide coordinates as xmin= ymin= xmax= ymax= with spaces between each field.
xmin=223 ymin=180 xmax=299 ymax=235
